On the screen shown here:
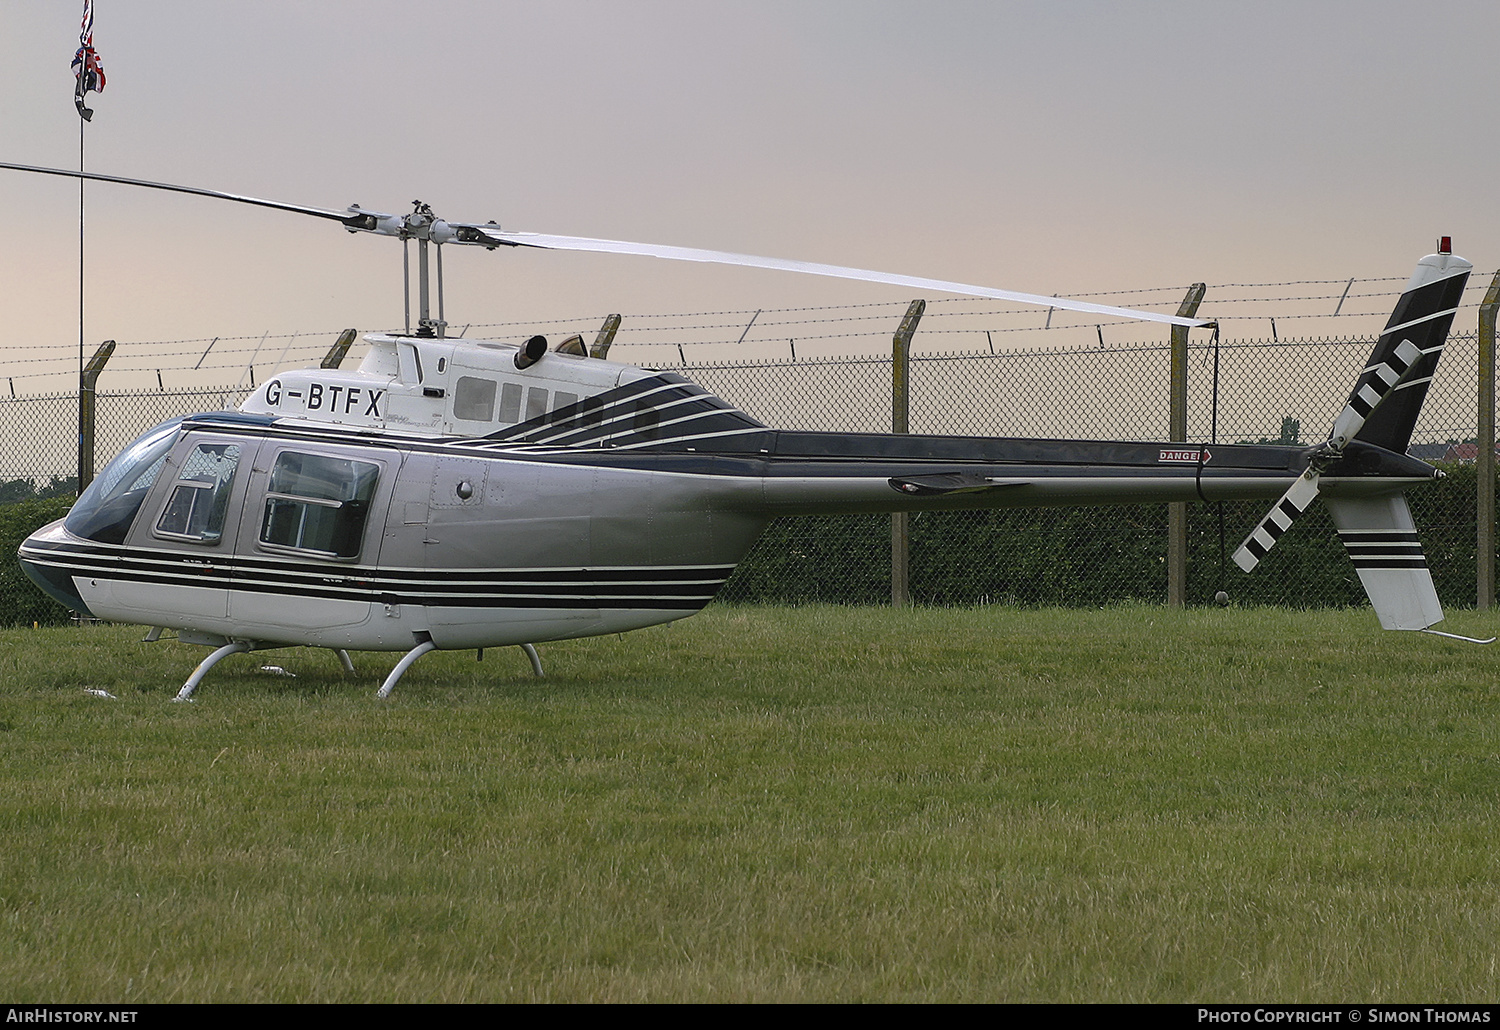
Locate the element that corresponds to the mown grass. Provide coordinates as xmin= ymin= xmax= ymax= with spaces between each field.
xmin=2 ymin=604 xmax=1499 ymax=1002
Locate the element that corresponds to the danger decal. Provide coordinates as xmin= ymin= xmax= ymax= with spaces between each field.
xmin=1158 ymin=448 xmax=1211 ymax=464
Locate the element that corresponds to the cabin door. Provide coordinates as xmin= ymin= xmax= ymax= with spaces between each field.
xmin=228 ymin=442 xmax=400 ymax=636
xmin=120 ymin=434 xmax=261 ymax=625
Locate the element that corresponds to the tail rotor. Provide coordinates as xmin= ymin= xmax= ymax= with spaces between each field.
xmin=1231 ymin=244 xmax=1475 ymax=632
xmin=1233 ymin=337 xmax=1426 ymax=572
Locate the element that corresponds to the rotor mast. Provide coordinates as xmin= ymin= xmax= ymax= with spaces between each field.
xmin=402 ymin=201 xmax=447 ymax=338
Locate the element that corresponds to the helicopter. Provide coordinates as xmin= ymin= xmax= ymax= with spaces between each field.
xmin=2 ymin=161 xmax=1479 ymax=699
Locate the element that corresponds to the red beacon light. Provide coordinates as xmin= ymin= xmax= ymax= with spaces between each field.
xmin=1439 ymin=236 xmax=1452 ymax=254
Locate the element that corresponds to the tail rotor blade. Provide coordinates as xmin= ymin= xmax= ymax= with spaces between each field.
xmin=1329 ymin=338 xmax=1423 ymax=447
xmin=1232 ymin=472 xmax=1322 ymax=572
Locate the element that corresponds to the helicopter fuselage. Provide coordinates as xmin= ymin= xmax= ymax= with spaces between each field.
xmin=18 ymin=333 xmax=1436 ymax=654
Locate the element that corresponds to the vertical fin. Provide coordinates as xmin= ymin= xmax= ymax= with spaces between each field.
xmin=1352 ymin=252 xmax=1471 ymax=453
xmin=1325 ymin=494 xmax=1442 ymax=630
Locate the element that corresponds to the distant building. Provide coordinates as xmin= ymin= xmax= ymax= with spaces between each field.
xmin=1407 ymin=441 xmax=1450 ymax=461
xmin=1433 ymin=442 xmax=1500 ymax=464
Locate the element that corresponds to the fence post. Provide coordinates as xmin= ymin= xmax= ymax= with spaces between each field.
xmin=1478 ymin=272 xmax=1500 ymax=609
xmin=320 ymin=328 xmax=358 ymax=369
xmin=77 ymin=339 xmax=116 ymax=494
xmin=891 ymin=300 xmax=925 ymax=607
xmin=1167 ymin=283 xmax=1207 ymax=607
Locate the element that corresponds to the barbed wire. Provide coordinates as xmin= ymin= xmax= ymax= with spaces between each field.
xmin=660 ymin=329 xmax=1480 ymax=368
xmin=454 ymin=275 xmax=1423 ymax=325
xmin=0 ymin=271 xmax=1491 ymax=386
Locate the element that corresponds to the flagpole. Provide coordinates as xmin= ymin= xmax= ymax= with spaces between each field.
xmin=78 ymin=112 xmax=85 ymax=495
xmin=73 ymin=0 xmax=102 ymax=494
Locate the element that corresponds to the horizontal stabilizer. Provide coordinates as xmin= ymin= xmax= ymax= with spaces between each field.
xmin=888 ymin=473 xmax=1028 ymax=496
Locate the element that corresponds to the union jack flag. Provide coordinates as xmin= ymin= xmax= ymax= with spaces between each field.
xmin=72 ymin=0 xmax=105 ymax=120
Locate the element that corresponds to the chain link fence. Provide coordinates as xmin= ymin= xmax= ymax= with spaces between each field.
xmin=0 ymin=386 xmax=252 ymax=498
xmin=0 ymin=328 xmax=1486 ymax=610
xmin=663 ymin=331 xmax=1484 ymax=608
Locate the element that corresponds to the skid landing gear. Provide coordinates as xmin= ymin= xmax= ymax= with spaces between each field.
xmin=376 ymin=638 xmax=436 ymax=699
xmin=174 ymin=641 xmax=253 ymax=701
xmin=520 ymin=643 xmax=543 ymax=677
xmin=172 ymin=643 xmax=357 ymax=700
xmin=376 ymin=636 xmax=544 ymax=699
xmin=168 ymin=637 xmax=539 ymax=700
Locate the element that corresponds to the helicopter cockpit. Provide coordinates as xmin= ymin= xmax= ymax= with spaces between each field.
xmin=64 ymin=416 xmax=184 ymax=545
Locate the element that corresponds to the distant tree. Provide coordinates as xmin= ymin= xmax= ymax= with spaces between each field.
xmin=1239 ymin=416 xmax=1302 ymax=446
xmin=0 ymin=479 xmax=34 ymax=504
xmin=37 ymin=476 xmax=77 ymax=500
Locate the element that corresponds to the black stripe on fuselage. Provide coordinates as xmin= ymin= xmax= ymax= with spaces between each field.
xmin=485 ymin=374 xmax=765 ymax=450
xmin=19 ymin=539 xmax=733 ymax=610
xmin=182 ymin=414 xmax=1332 ymax=479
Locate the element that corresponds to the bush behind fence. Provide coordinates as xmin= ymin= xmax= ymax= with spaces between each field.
xmin=718 ymin=468 xmax=1484 ymax=610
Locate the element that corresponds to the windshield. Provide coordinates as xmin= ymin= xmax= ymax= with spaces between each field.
xmin=64 ymin=418 xmax=185 ymax=544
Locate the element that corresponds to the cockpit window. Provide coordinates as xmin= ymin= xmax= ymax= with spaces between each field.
xmin=64 ymin=418 xmax=184 ymax=544
xmin=259 ymin=451 xmax=379 ymax=558
xmin=154 ymin=443 xmax=241 ymax=543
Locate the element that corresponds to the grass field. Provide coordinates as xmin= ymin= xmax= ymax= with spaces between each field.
xmin=2 ymin=604 xmax=1499 ymax=1002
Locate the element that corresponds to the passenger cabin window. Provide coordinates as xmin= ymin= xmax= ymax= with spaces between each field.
xmin=259 ymin=452 xmax=379 ymax=559
xmin=155 ymin=443 xmax=241 ymax=543
xmin=526 ymin=387 xmax=549 ymax=421
xmin=454 ymin=376 xmax=497 ymax=421
xmin=498 ymin=382 xmax=523 ymax=423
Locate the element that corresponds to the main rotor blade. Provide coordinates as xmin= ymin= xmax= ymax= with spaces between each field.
xmin=475 ymin=229 xmax=1209 ymax=328
xmin=0 ymin=161 xmax=363 ymax=226
xmin=1 ymin=160 xmax=1210 ymax=328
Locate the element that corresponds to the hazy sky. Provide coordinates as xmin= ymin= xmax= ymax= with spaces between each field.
xmin=3 ymin=1 xmax=1498 ymax=379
